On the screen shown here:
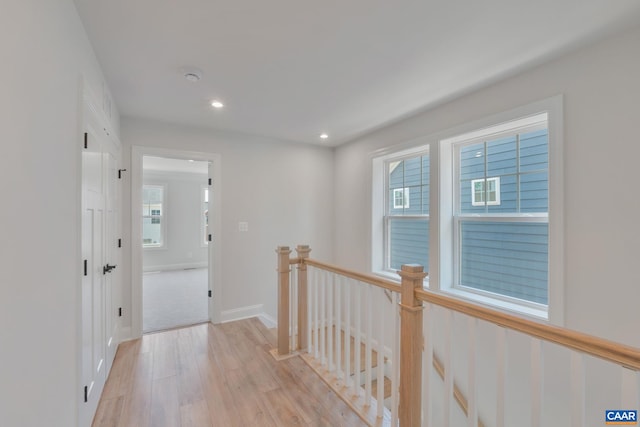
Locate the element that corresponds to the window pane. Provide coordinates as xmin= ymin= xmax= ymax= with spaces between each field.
xmin=520 ymin=129 xmax=548 ymax=172
xmin=520 ymin=172 xmax=548 ymax=212
xmin=143 ymin=217 xmax=163 ymax=246
xmin=460 ymin=143 xmax=485 ymax=181
xmin=487 ymin=136 xmax=517 ymax=176
xmin=460 ymin=221 xmax=548 ymax=304
xmin=389 ymin=218 xmax=428 ymax=270
xmin=421 ymin=156 xmax=430 ymax=214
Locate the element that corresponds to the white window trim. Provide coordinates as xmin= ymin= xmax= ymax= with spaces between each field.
xmin=392 ymin=187 xmax=410 ymax=209
xmin=435 ymin=96 xmax=564 ymax=324
xmin=142 ymin=183 xmax=167 ymax=250
xmin=470 ymin=177 xmax=501 ymax=206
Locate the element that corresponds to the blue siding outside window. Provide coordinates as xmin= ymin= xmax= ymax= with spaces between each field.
xmin=457 ymin=128 xmax=549 ymax=304
xmin=460 ymin=222 xmax=548 ymax=304
xmin=387 ymin=153 xmax=429 ymax=271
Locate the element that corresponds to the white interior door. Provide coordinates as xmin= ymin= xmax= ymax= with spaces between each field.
xmin=80 ymin=118 xmax=106 ymax=426
xmin=80 ymin=96 xmax=121 ymax=427
xmin=207 ymin=162 xmax=214 ymax=321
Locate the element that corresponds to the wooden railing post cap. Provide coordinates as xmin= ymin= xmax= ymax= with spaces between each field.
xmin=295 ymin=245 xmax=311 ymax=257
xmin=276 ymin=246 xmax=292 ymax=254
xmin=398 ymin=264 xmax=428 ymax=279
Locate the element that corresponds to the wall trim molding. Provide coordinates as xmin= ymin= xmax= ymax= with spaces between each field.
xmin=220 ymin=304 xmax=265 ymax=323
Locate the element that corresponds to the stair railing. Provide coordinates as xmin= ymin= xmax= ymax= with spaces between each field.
xmin=275 ymin=245 xmax=640 ymax=427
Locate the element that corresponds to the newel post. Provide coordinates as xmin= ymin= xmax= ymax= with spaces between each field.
xmin=296 ymin=245 xmax=311 ymax=351
xmin=398 ymin=264 xmax=427 ymax=427
xmin=276 ymin=246 xmax=292 ymax=356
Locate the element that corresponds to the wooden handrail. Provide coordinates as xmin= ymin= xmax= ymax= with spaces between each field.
xmin=303 ymin=258 xmax=403 ymax=294
xmin=415 ymin=288 xmax=640 ymax=370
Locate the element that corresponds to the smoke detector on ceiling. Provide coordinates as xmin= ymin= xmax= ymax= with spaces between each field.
xmin=182 ymin=67 xmax=203 ymax=82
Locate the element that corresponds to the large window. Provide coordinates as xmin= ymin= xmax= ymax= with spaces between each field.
xmin=385 ymin=152 xmax=429 ymax=271
xmin=453 ymin=114 xmax=549 ymax=306
xmin=142 ymin=185 xmax=165 ymax=248
xmin=372 ymin=97 xmax=562 ymax=320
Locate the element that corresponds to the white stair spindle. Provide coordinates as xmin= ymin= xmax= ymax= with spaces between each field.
xmin=320 ymin=270 xmax=326 ymax=366
xmin=621 ymin=368 xmax=639 ymax=415
xmin=530 ymin=339 xmax=543 ymax=427
xmin=570 ymin=352 xmax=585 ymax=427
xmin=308 ymin=267 xmax=314 ymax=355
xmin=496 ymin=327 xmax=507 ymax=427
xmin=467 ymin=317 xmax=478 ymax=427
xmin=443 ymin=309 xmax=453 ymax=427
xmin=391 ymin=292 xmax=399 ymax=426
xmin=376 ymin=289 xmax=385 ymax=418
xmin=328 ymin=273 xmax=334 ymax=371
xmin=423 ymin=303 xmax=433 ymax=427
xmin=345 ymin=279 xmax=352 ymax=388
xmin=354 ymin=282 xmax=362 ymax=398
xmin=336 ymin=276 xmax=342 ymax=380
xmin=314 ymin=267 xmax=319 ymax=359
xmin=365 ymin=284 xmax=373 ymax=405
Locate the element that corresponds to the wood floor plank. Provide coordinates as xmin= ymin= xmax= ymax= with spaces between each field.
xmin=180 ymin=400 xmax=213 ymax=427
xmin=94 ymin=319 xmax=366 ymax=427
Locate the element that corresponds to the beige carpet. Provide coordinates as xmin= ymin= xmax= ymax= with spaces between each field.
xmin=143 ymin=268 xmax=209 ymax=333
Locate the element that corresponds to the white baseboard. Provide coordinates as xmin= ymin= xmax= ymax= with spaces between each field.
xmin=143 ymin=262 xmax=207 ymax=272
xmin=119 ymin=326 xmax=132 ymax=342
xmin=258 ymin=313 xmax=277 ymax=328
xmin=220 ymin=304 xmax=264 ymax=323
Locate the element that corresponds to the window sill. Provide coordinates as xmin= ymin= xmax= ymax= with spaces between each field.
xmin=442 ymin=287 xmax=548 ymax=321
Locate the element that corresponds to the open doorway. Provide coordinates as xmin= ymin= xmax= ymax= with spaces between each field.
xmin=131 ymin=147 xmax=221 ymax=339
xmin=141 ymin=156 xmax=210 ymax=333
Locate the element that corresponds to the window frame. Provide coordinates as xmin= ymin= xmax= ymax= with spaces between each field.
xmin=470 ymin=176 xmax=501 ymax=206
xmin=392 ymin=187 xmax=410 ymax=209
xmin=437 ymin=97 xmax=563 ymax=323
xmin=142 ymin=183 xmax=167 ymax=249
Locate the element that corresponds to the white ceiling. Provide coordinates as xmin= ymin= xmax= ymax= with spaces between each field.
xmin=74 ymin=0 xmax=640 ymax=146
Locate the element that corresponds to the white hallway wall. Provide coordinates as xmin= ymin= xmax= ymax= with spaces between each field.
xmin=142 ymin=170 xmax=208 ymax=271
xmin=120 ymin=118 xmax=334 ymax=329
xmin=0 ymin=0 xmax=120 ymax=426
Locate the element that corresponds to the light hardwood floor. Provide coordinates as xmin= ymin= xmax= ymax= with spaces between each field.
xmin=92 ymin=318 xmax=367 ymax=427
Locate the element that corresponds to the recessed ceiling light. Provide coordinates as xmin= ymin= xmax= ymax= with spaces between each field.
xmin=188 ymin=159 xmax=195 ymax=163
xmin=320 ymin=133 xmax=329 ymax=140
xmin=211 ymin=100 xmax=224 ymax=109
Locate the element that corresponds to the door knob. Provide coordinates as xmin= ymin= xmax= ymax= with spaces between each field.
xmin=103 ymin=264 xmax=117 ymax=274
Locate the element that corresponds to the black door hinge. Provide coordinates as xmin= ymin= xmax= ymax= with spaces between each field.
xmin=118 ymin=238 xmax=122 ymax=248
xmin=208 ymin=234 xmax=212 ymax=242
xmin=83 ymin=133 xmax=88 ymax=149
xmin=118 ymin=169 xmax=127 ymax=179
xmin=83 ymin=260 xmax=87 ymax=276
xmin=208 ymin=178 xmax=212 ymax=185
xmin=84 ymin=386 xmax=88 ymax=403
xmin=208 ymin=290 xmax=212 ymax=298
xmin=118 ymin=307 xmax=122 ymax=317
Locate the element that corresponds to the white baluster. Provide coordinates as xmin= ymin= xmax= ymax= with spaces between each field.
xmin=621 ymin=368 xmax=639 ymax=416
xmin=423 ymin=302 xmax=433 ymax=427
xmin=308 ymin=267 xmax=314 ymax=355
xmin=365 ymin=284 xmax=373 ymax=405
xmin=391 ymin=292 xmax=399 ymax=426
xmin=530 ymin=339 xmax=543 ymax=427
xmin=443 ymin=309 xmax=453 ymax=427
xmin=291 ymin=267 xmax=297 ymax=351
xmin=570 ymin=352 xmax=585 ymax=427
xmin=496 ymin=327 xmax=507 ymax=427
xmin=320 ymin=270 xmax=326 ymax=366
xmin=354 ymin=281 xmax=362 ymax=398
xmin=336 ymin=276 xmax=342 ymax=380
xmin=328 ymin=273 xmax=334 ymax=371
xmin=467 ymin=317 xmax=478 ymax=427
xmin=377 ymin=289 xmax=386 ymax=418
xmin=314 ymin=267 xmax=319 ymax=359
xmin=345 ymin=279 xmax=352 ymax=389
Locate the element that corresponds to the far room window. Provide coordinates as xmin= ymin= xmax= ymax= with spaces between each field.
xmin=142 ymin=184 xmax=165 ymax=248
xmin=471 ymin=177 xmax=501 ymax=206
xmin=201 ymin=186 xmax=209 ymax=246
xmin=393 ymin=188 xmax=410 ymax=209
